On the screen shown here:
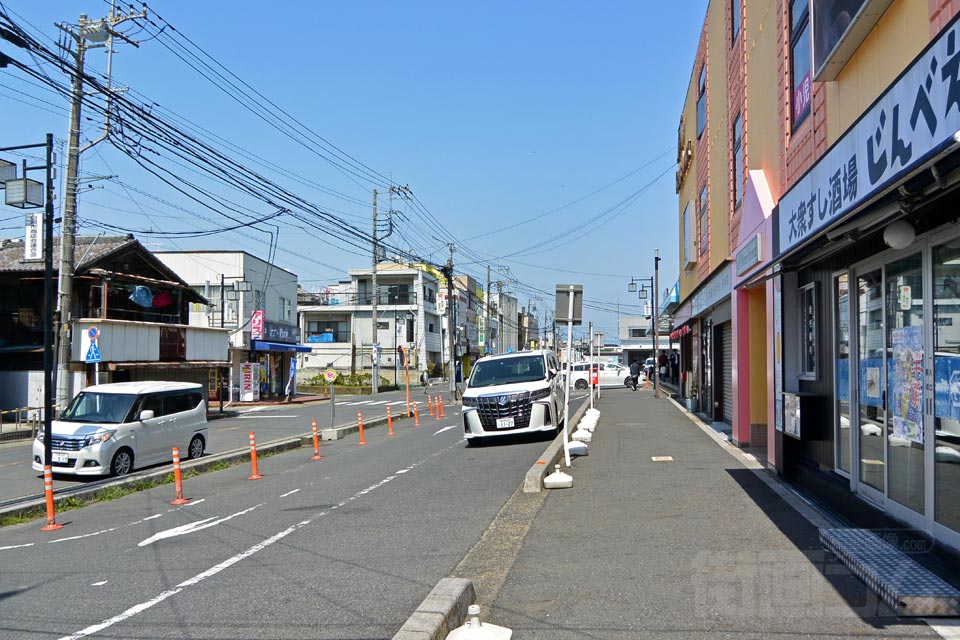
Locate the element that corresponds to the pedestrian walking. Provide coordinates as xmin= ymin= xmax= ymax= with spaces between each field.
xmin=628 ymin=359 xmax=641 ymax=391
xmin=657 ymin=351 xmax=668 ymax=383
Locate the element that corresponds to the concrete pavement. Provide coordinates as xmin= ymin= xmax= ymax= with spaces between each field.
xmin=454 ymin=386 xmax=951 ymax=639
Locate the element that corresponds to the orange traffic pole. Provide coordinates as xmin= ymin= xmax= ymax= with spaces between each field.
xmin=40 ymin=465 xmax=62 ymax=531
xmin=311 ymin=419 xmax=323 ymax=460
xmin=428 ymin=396 xmax=434 ymax=416
xmin=387 ymin=405 xmax=395 ymax=435
xmin=435 ymin=395 xmax=442 ymax=421
xmin=413 ymin=401 xmax=421 ymax=427
xmin=248 ymin=432 xmax=263 ymax=480
xmin=357 ymin=410 xmax=367 ymax=445
xmin=439 ymin=396 xmax=445 ymax=418
xmin=171 ymin=447 xmax=190 ymax=505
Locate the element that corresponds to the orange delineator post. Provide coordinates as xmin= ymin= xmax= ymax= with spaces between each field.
xmin=428 ymin=396 xmax=434 ymax=416
xmin=413 ymin=401 xmax=421 ymax=427
xmin=387 ymin=405 xmax=395 ymax=436
xmin=40 ymin=465 xmax=62 ymax=531
xmin=438 ymin=396 xmax=445 ymax=418
xmin=248 ymin=431 xmax=263 ymax=480
xmin=171 ymin=447 xmax=190 ymax=505
xmin=311 ymin=419 xmax=323 ymax=460
xmin=357 ymin=410 xmax=367 ymax=445
xmin=434 ymin=395 xmax=442 ymax=420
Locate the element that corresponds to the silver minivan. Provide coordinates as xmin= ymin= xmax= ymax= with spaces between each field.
xmin=32 ymin=381 xmax=207 ymax=476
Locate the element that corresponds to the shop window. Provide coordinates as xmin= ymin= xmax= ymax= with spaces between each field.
xmin=790 ymin=0 xmax=811 ymax=128
xmin=731 ymin=0 xmax=740 ymax=44
xmin=732 ymin=113 xmax=743 ymax=209
xmin=799 ymin=283 xmax=817 ymax=378
xmin=696 ymin=65 xmax=707 ymax=139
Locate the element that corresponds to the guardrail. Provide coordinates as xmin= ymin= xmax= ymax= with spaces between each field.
xmin=0 ymin=406 xmax=57 ymax=441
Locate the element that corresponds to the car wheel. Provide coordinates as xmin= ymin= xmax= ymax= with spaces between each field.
xmin=574 ymin=379 xmax=588 ymax=390
xmin=187 ymin=435 xmax=205 ymax=460
xmin=110 ymin=448 xmax=134 ymax=476
xmin=624 ymin=376 xmax=633 ymax=388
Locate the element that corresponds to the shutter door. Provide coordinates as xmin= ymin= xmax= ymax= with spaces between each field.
xmin=722 ymin=322 xmax=733 ymax=425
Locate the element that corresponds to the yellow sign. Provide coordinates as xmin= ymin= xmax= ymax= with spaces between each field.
xmin=324 ymin=369 xmax=337 ymax=382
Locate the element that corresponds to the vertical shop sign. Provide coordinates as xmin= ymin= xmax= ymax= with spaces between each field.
xmin=251 ymin=310 xmax=265 ymax=340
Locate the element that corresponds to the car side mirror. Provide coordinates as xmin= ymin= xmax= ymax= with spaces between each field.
xmin=139 ymin=409 xmax=155 ymax=421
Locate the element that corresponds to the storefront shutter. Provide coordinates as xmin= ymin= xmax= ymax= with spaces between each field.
xmin=722 ymin=322 xmax=733 ymax=425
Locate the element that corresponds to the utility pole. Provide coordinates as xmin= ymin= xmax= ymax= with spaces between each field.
xmin=55 ymin=4 xmax=146 ymax=413
xmin=485 ymin=265 xmax=491 ymax=357
xmin=446 ymin=243 xmax=455 ymax=402
xmin=497 ymin=281 xmax=504 ymax=354
xmin=371 ymin=188 xmax=379 ymax=394
xmin=654 ymin=248 xmax=661 ymax=399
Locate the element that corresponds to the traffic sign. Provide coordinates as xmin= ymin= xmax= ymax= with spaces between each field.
xmin=324 ymin=369 xmax=337 ymax=383
xmin=88 ymin=326 xmax=98 ymax=340
xmin=85 ymin=341 xmax=101 ymax=364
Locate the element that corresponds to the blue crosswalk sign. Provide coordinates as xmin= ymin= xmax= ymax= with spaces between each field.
xmin=85 ymin=341 xmax=101 ymax=363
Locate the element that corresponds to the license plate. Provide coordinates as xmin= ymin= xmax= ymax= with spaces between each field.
xmin=52 ymin=451 xmax=68 ymax=464
xmin=496 ymin=417 xmax=514 ymax=429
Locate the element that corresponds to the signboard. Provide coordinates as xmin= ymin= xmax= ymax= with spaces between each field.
xmin=736 ymin=233 xmax=762 ymax=276
xmin=779 ymin=19 xmax=960 ymax=256
xmin=691 ymin=264 xmax=732 ymax=316
xmin=324 ymin=369 xmax=337 ymax=383
xmin=262 ymin=320 xmax=300 ymax=344
xmin=85 ymin=341 xmax=101 ymax=364
xmin=241 ymin=362 xmax=260 ymax=401
xmin=24 ymin=212 xmax=41 ymax=261
xmin=437 ymin=291 xmax=447 ymax=316
xmin=555 ymin=284 xmax=583 ymax=326
xmin=251 ymin=310 xmax=265 ymax=340
xmin=285 ymin=358 xmax=297 ymax=396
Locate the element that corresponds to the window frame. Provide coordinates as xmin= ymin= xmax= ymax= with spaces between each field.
xmin=696 ymin=65 xmax=707 ymax=139
xmin=698 ymin=185 xmax=708 ymax=257
xmin=731 ymin=0 xmax=740 ymax=44
xmin=799 ymin=282 xmax=817 ymax=379
xmin=732 ymin=112 xmax=743 ymax=210
xmin=790 ymin=0 xmax=812 ymax=129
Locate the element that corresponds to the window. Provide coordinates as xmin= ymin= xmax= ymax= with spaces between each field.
xmin=279 ymin=296 xmax=291 ymax=321
xmin=696 ymin=66 xmax=707 ymax=138
xmin=800 ymin=283 xmax=817 ymax=378
xmin=683 ymin=201 xmax=696 ymax=267
xmin=790 ymin=0 xmax=811 ymax=128
xmin=731 ymin=0 xmax=740 ymax=43
xmin=629 ymin=328 xmax=643 ymax=338
xmin=307 ymin=320 xmax=350 ymax=342
xmin=428 ymin=322 xmax=436 ymax=333
xmin=732 ymin=113 xmax=743 ymax=209
xmin=698 ymin=185 xmax=708 ymax=256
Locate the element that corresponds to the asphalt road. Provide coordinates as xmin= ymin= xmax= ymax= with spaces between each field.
xmin=0 ymin=388 xmax=429 ymax=506
xmin=0 ymin=394 xmax=580 ymax=639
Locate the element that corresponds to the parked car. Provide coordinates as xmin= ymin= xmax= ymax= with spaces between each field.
xmin=461 ymin=350 xmax=564 ymax=446
xmin=566 ymin=362 xmax=639 ymax=389
xmin=32 ymin=381 xmax=207 ymax=476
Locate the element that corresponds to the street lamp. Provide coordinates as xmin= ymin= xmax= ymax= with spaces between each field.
xmin=628 ymin=249 xmax=661 ymax=398
xmin=1 ymin=136 xmax=56 ymax=479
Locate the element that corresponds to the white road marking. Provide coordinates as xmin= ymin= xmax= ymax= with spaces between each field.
xmin=0 ymin=543 xmax=34 ymax=550
xmin=433 ymin=425 xmax=456 ymax=435
xmin=237 ymin=415 xmax=299 ymax=419
xmin=91 ymin=581 xmax=107 ymax=587
xmin=59 ymin=445 xmax=460 ymax=640
xmin=343 ymin=400 xmax=373 ymax=406
xmin=138 ymin=505 xmax=261 ymax=547
xmin=50 ymin=513 xmax=167 ymax=544
xmin=280 ymin=489 xmax=300 ymax=498
xmin=185 ymin=499 xmax=205 ymax=506
xmin=387 ymin=400 xmax=408 ymax=406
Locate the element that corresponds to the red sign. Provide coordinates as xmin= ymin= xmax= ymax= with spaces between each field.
xmin=251 ymin=310 xmax=265 ymax=340
xmin=793 ymin=73 xmax=811 ymax=123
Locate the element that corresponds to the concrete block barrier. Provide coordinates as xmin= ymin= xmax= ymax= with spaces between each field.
xmin=392 ymin=578 xmax=475 ymax=640
xmin=522 ymin=399 xmax=591 ymax=493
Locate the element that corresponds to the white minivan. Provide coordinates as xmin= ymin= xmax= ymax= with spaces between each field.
xmin=32 ymin=381 xmax=207 ymax=477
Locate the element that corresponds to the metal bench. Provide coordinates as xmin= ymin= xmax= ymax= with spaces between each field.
xmin=820 ymin=528 xmax=960 ymax=616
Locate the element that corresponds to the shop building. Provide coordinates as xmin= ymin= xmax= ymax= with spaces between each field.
xmin=155 ymin=250 xmax=306 ymax=403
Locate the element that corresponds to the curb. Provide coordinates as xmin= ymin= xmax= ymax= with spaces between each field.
xmin=522 ymin=398 xmax=591 ymax=493
xmin=392 ymin=578 xmax=475 ymax=640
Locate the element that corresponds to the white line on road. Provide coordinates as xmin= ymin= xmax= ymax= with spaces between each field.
xmin=366 ymin=400 xmax=390 ymax=405
xmin=387 ymin=400 xmax=408 ymax=406
xmin=185 ymin=499 xmax=205 ymax=506
xmin=280 ymin=488 xmax=300 ymax=498
xmin=90 ymin=581 xmax=107 ymax=587
xmin=0 ymin=542 xmax=34 ymax=550
xmin=433 ymin=425 xmax=456 ymax=435
xmin=236 ymin=415 xmax=299 ymax=419
xmin=59 ymin=443 xmax=461 ymax=640
xmin=138 ymin=504 xmax=262 ymax=547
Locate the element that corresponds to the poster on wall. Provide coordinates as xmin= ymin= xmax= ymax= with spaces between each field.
xmin=240 ymin=362 xmax=260 ymax=402
xmin=784 ymin=392 xmax=801 ymax=439
xmin=935 ymin=355 xmax=960 ymax=420
xmin=890 ymin=325 xmax=923 ymax=444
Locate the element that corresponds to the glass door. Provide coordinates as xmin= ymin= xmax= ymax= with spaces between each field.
xmin=857 ymin=269 xmax=885 ymax=493
xmin=934 ymin=241 xmax=960 ymax=531
xmin=884 ymin=253 xmax=924 ymax=515
xmin=835 ymin=273 xmax=851 ymax=474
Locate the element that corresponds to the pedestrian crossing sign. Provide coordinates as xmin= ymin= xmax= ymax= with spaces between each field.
xmin=85 ymin=341 xmax=101 ymax=363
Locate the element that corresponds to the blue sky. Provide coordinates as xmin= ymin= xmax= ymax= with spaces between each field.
xmin=0 ymin=1 xmax=707 ymax=341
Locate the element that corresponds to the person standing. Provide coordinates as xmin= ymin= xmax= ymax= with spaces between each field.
xmin=629 ymin=359 xmax=641 ymax=391
xmin=670 ymin=349 xmax=680 ymax=385
xmin=657 ymin=351 xmax=668 ymax=383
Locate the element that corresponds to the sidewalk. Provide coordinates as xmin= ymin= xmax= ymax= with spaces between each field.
xmin=482 ymin=387 xmax=946 ymax=639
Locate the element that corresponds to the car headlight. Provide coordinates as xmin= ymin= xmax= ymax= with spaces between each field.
xmin=530 ymin=387 xmax=551 ymax=400
xmin=83 ymin=430 xmax=116 ymax=447
xmin=35 ymin=431 xmax=44 ymax=443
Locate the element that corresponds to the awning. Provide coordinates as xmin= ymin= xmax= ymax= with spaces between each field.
xmin=251 ymin=340 xmax=311 ymax=353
